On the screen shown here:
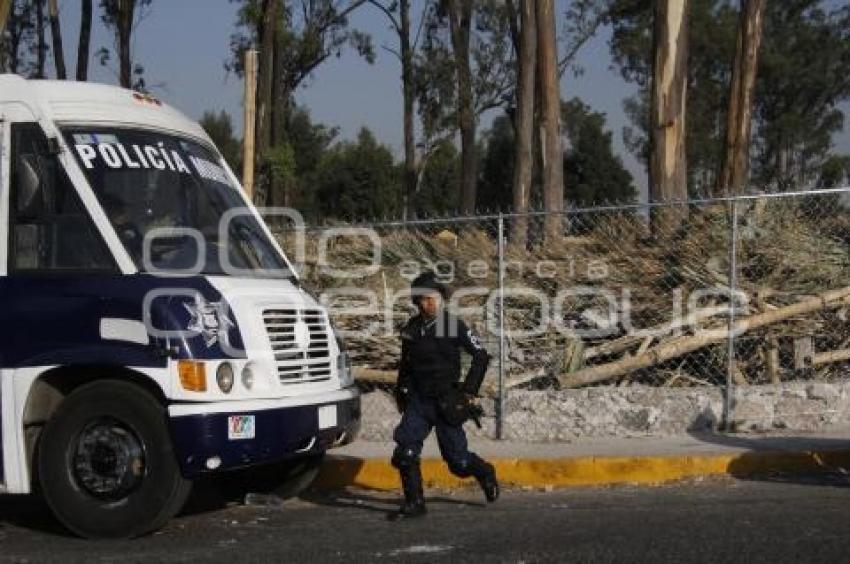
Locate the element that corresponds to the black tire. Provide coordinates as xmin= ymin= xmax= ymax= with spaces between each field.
xmin=37 ymin=380 xmax=192 ymax=539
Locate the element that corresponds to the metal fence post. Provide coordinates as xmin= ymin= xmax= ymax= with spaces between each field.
xmin=724 ymin=199 xmax=740 ymax=430
xmin=497 ymin=213 xmax=506 ymax=440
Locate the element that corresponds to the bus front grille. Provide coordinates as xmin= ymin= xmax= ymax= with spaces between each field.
xmin=263 ymin=308 xmax=332 ymax=384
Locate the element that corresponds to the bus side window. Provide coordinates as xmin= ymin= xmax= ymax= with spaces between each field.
xmin=9 ymin=124 xmax=116 ymax=273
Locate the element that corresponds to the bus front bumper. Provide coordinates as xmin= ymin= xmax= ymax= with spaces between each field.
xmin=167 ymin=387 xmax=361 ymax=477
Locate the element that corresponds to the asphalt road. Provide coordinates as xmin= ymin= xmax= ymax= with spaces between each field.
xmin=1 ymin=474 xmax=850 ymax=563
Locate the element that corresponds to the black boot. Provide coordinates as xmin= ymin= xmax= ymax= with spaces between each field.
xmin=390 ymin=462 xmax=427 ymax=520
xmin=469 ymin=455 xmax=499 ymax=503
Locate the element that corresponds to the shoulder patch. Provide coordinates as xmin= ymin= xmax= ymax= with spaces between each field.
xmin=467 ymin=329 xmax=484 ymax=350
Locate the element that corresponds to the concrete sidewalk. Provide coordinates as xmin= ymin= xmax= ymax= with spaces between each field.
xmin=314 ymin=430 xmax=850 ymax=490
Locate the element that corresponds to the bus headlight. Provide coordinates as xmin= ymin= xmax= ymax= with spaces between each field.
xmin=216 ymin=362 xmax=235 ymax=394
xmin=241 ymin=363 xmax=256 ymax=390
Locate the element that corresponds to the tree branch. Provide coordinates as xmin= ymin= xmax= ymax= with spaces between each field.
xmin=412 ymin=1 xmax=430 ymax=51
xmin=557 ymin=6 xmax=610 ymax=77
xmin=366 ymin=0 xmax=401 ymax=35
xmin=336 ymin=0 xmax=369 ymax=23
xmin=381 ymin=42 xmax=402 ymax=61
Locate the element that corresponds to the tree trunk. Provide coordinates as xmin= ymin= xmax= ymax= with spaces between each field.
xmin=0 ymin=0 xmax=11 ymax=35
xmin=76 ymin=0 xmax=92 ymax=80
xmin=448 ymin=0 xmax=476 ymax=214
xmin=537 ymin=0 xmax=565 ymax=242
xmin=48 ymin=0 xmax=65 ymax=79
xmin=0 ymin=0 xmax=11 ymax=72
xmin=400 ymin=0 xmax=416 ymax=220
xmin=35 ymin=0 xmax=46 ymax=78
xmin=511 ymin=0 xmax=536 ymax=248
xmin=242 ymin=49 xmax=258 ymax=201
xmin=270 ymin=13 xmax=293 ymax=209
xmin=717 ymin=0 xmax=766 ymax=196
xmin=256 ymin=0 xmax=278 ymax=163
xmin=650 ymin=0 xmax=690 ymax=236
xmin=116 ymin=0 xmax=135 ymax=88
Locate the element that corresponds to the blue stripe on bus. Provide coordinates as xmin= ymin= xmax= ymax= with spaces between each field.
xmin=0 ymin=274 xmax=246 ymax=369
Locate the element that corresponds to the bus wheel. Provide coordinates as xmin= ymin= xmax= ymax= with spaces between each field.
xmin=37 ymin=380 xmax=192 ymax=539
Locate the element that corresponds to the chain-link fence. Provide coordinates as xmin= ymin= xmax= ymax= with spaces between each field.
xmin=273 ymin=187 xmax=850 ymax=436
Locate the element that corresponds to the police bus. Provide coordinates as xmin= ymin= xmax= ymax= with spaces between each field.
xmin=0 ymin=75 xmax=360 ymax=538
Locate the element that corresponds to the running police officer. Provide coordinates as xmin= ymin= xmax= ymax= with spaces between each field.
xmin=390 ymin=271 xmax=499 ymax=520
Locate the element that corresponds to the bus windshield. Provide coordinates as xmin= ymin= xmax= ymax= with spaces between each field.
xmin=63 ymin=127 xmax=292 ymax=278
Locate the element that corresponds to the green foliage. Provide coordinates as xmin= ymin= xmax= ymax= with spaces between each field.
xmin=199 ymin=110 xmax=242 ymax=173
xmin=562 ymin=98 xmax=637 ymax=206
xmin=475 ymin=101 xmax=636 ymax=213
xmin=98 ymin=0 xmax=152 ymax=90
xmin=283 ymin=106 xmax=338 ymax=216
xmin=415 ymin=37 xmax=457 ymax=141
xmin=753 ymin=2 xmax=850 ymax=189
xmin=818 ymin=155 xmax=850 ymax=189
xmin=415 ymin=0 xmax=515 ymax=142
xmin=476 ymin=115 xmax=514 ymax=211
xmin=262 ymin=142 xmax=297 ymax=188
xmin=227 ymin=0 xmax=373 ymax=213
xmin=412 ymin=139 xmax=461 ymax=216
xmin=609 ymin=0 xmax=850 ymax=193
xmin=227 ymin=0 xmax=374 ymax=90
xmin=314 ymin=128 xmax=402 ymax=220
xmin=99 ymin=0 xmax=154 ymax=26
xmin=288 ymin=106 xmax=339 ymax=177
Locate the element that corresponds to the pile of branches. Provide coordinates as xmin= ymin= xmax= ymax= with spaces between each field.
xmin=280 ymin=199 xmax=850 ymax=391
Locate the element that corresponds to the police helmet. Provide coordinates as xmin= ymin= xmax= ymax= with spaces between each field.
xmin=410 ymin=270 xmax=449 ymax=304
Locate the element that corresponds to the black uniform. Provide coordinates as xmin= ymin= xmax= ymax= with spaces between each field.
xmin=392 ymin=308 xmax=490 ymax=477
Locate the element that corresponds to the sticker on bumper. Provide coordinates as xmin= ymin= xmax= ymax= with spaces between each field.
xmin=318 ymin=405 xmax=337 ymax=430
xmin=228 ymin=415 xmax=255 ymax=440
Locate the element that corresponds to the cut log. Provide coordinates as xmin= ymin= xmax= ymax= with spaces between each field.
xmin=353 ymin=367 xmax=397 ymax=384
xmin=559 ymin=286 xmax=850 ymax=388
xmin=813 ymin=349 xmax=850 ymax=368
xmin=584 ymin=335 xmax=643 ymax=360
xmin=583 ymin=305 xmax=732 ymax=360
xmin=503 ymin=369 xmax=549 ymax=390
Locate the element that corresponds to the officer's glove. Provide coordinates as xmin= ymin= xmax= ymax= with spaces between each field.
xmin=464 ymin=393 xmax=485 ymax=429
xmin=394 ymin=384 xmax=410 ymax=414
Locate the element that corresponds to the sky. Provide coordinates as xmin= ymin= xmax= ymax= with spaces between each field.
xmin=49 ymin=0 xmax=849 ymax=197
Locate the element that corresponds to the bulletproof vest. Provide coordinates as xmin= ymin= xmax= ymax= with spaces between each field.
xmin=402 ymin=311 xmax=463 ymax=397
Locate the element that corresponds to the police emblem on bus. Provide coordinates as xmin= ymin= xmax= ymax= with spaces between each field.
xmin=184 ymin=296 xmax=234 ymax=347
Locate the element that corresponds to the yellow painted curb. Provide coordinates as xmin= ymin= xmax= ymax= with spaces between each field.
xmin=313 ymin=450 xmax=850 ymax=491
